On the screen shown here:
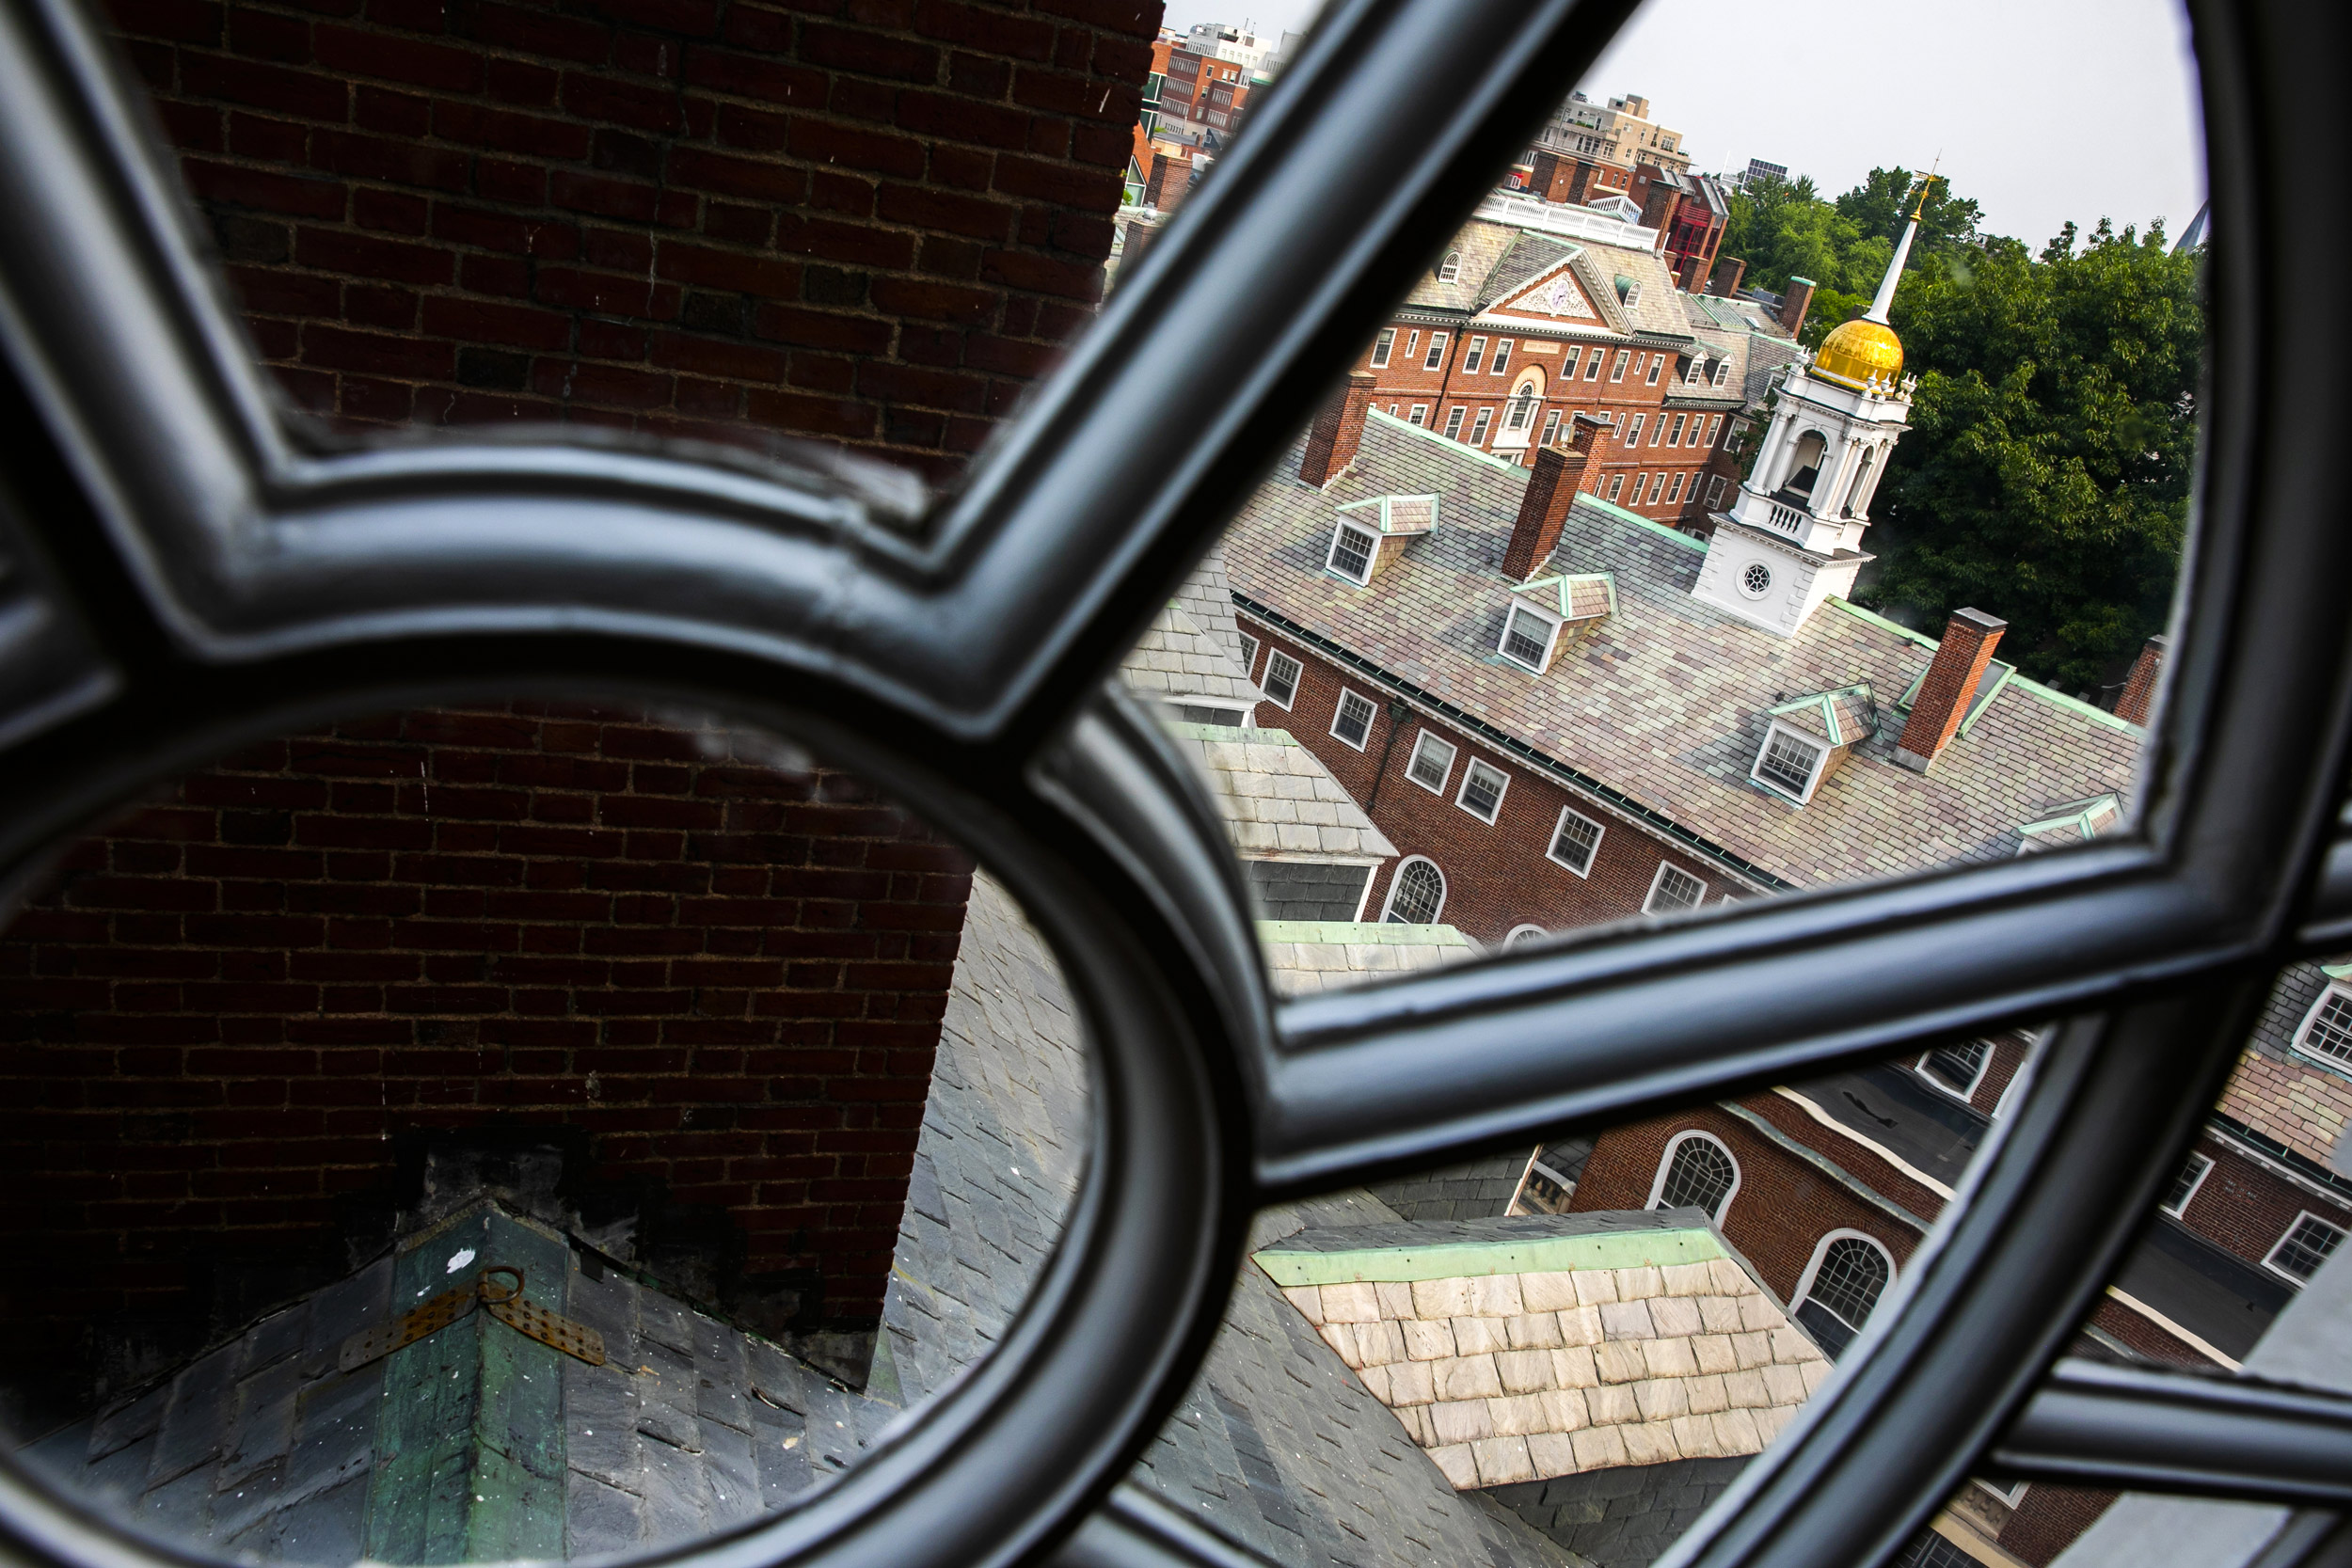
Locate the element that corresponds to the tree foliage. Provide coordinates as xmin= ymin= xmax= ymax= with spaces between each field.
xmin=1866 ymin=218 xmax=2201 ymax=691
xmin=1723 ymin=165 xmax=2200 ymax=690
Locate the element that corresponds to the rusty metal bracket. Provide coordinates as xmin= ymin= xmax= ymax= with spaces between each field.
xmin=340 ymin=1266 xmax=606 ymax=1372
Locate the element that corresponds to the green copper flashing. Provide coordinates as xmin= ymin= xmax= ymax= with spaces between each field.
xmin=1255 ymin=919 xmax=1468 ymax=946
xmin=365 ymin=1205 xmax=571 ymax=1563
xmin=1825 ymin=597 xmax=1939 ymax=648
xmin=1574 ymin=492 xmax=1707 ymax=552
xmin=2009 ymin=674 xmax=2146 ymax=735
xmin=1253 ymin=1226 xmax=1724 ymax=1287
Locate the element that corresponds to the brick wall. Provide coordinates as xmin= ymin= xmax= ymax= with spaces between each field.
xmin=1567 ymin=1106 xmax=1920 ymax=1308
xmin=1997 ymin=1485 xmax=2118 ymax=1568
xmin=2176 ymin=1134 xmax=2352 ymax=1271
xmin=106 ymin=0 xmax=1161 ymax=479
xmin=0 ymin=703 xmax=972 ymax=1412
xmin=1237 ymin=623 xmax=1732 ymax=943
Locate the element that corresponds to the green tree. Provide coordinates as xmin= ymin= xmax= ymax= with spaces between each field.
xmin=1858 ymin=219 xmax=2201 ymax=690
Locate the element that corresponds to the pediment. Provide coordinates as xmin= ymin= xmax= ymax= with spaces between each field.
xmin=1487 ymin=261 xmax=1601 ymax=323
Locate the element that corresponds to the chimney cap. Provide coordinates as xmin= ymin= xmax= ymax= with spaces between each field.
xmin=1951 ymin=607 xmax=2009 ymax=635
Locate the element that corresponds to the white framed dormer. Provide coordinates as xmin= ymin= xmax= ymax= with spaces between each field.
xmin=2291 ymin=979 xmax=2352 ymax=1075
xmin=1791 ymin=1230 xmax=1896 ymax=1360
xmin=1261 ymin=649 xmax=1302 ymax=710
xmin=1644 ymin=861 xmax=1707 ymax=915
xmin=2162 ymin=1151 xmax=2214 ymax=1218
xmin=1547 ymin=805 xmax=1605 ymax=878
xmin=1163 ymin=697 xmax=1252 ymax=729
xmin=1380 ymin=855 xmax=1447 ymax=925
xmin=1498 ymin=600 xmax=1560 ymax=673
xmin=1455 ymin=758 xmax=1509 ymax=823
xmin=1915 ymin=1040 xmax=1992 ymax=1103
xmin=1327 ymin=515 xmax=1379 ymax=584
xmin=1329 ymin=688 xmax=1377 ymax=752
xmin=1405 ymin=730 xmax=1456 ymax=795
xmin=1646 ymin=1130 xmax=1740 ymax=1224
xmin=2265 ymin=1210 xmax=2348 ymax=1286
xmin=1751 ymin=720 xmax=1830 ymax=804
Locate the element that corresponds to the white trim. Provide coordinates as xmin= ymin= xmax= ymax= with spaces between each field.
xmin=2264 ymin=1209 xmax=2348 ymax=1286
xmin=1915 ymin=1041 xmax=1993 ymax=1103
xmin=1261 ymin=649 xmax=1302 ymax=710
xmin=1490 ymin=338 xmax=1513 ymax=375
xmin=1645 ymin=1129 xmax=1740 ymax=1223
xmin=2162 ymin=1151 xmax=2214 ymax=1218
xmin=1546 ymin=805 xmax=1606 ymax=878
xmin=2105 ymin=1284 xmax=2242 ymax=1370
xmin=1162 ymin=697 xmax=1251 ymax=727
xmin=1773 ymin=1087 xmax=1958 ymax=1200
xmin=1405 ymin=730 xmax=1456 ymax=795
xmin=1456 ymin=758 xmax=1510 ymax=823
xmin=1329 ymin=687 xmax=1376 ymax=752
xmin=1752 ymin=720 xmax=1827 ymax=803
xmin=1463 ymin=334 xmax=1487 ymax=373
xmin=2290 ymin=981 xmax=2352 ymax=1074
xmin=1326 ymin=519 xmax=1378 ymax=585
xmin=1503 ymin=924 xmax=1548 ymax=949
xmin=1368 ymin=327 xmax=1394 ymax=369
xmin=1644 ymin=861 xmax=1707 ymax=914
xmin=1408 ymin=404 xmax=1428 ymax=426
xmin=1379 ymin=855 xmax=1447 ymax=924
xmin=1442 ymin=405 xmax=1467 ymax=439
xmin=1973 ymin=1480 xmax=2029 ymax=1510
xmin=1790 ymin=1228 xmax=1898 ymax=1332
xmin=1237 ymin=632 xmax=1260 ymax=676
xmin=1423 ymin=330 xmax=1451 ymax=371
xmin=1498 ymin=601 xmax=1560 ymax=673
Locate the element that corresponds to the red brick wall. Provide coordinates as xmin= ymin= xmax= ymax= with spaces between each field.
xmin=1568 ymin=1105 xmax=1920 ymax=1306
xmin=1238 ymin=623 xmax=1733 ymax=943
xmin=2176 ymin=1135 xmax=2352 ymax=1270
xmin=0 ymin=703 xmax=972 ymax=1399
xmin=105 ymin=0 xmax=1161 ymax=479
xmin=1998 ymin=1486 xmax=2119 ymax=1568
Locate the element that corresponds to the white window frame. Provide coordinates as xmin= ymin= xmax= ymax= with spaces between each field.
xmin=1752 ymin=720 xmax=1828 ymax=803
xmin=1379 ymin=854 xmax=1448 ymax=925
xmin=1546 ymin=805 xmax=1606 ymax=878
xmin=1261 ymin=648 xmax=1302 ymax=710
xmin=1611 ymin=349 xmax=1630 ymax=382
xmin=1467 ymin=406 xmax=1493 ymax=445
xmin=1463 ymin=335 xmax=1486 ymax=373
xmin=1238 ymin=631 xmax=1260 ymax=675
xmin=1503 ymin=924 xmax=1548 ymax=948
xmin=1666 ymin=413 xmax=1687 ymax=446
xmin=1442 ymin=405 xmax=1467 ymax=439
xmin=1497 ymin=601 xmax=1559 ymax=673
xmin=1437 ymin=251 xmax=1461 ymax=284
xmin=1326 ymin=519 xmax=1378 ymax=585
xmin=2265 ymin=1210 xmax=2350 ymax=1286
xmin=1584 ymin=347 xmax=1604 ymax=381
xmin=2290 ymin=981 xmax=2352 ymax=1071
xmin=1622 ymin=413 xmax=1645 ymax=447
xmin=1665 ymin=471 xmax=1687 ymax=505
xmin=2162 ymin=1151 xmax=2214 ymax=1218
xmin=1975 ymin=1480 xmax=2030 ymax=1509
xmin=1538 ymin=408 xmax=1562 ymax=446
xmin=1369 ymin=327 xmax=1395 ymax=369
xmin=1705 ymin=474 xmax=1727 ymax=507
xmin=1423 ymin=331 xmax=1450 ymax=371
xmin=1644 ymin=861 xmax=1708 ymax=915
xmin=1915 ymin=1041 xmax=1993 ymax=1102
xmin=1490 ymin=339 xmax=1513 ymax=375
xmin=1645 ymin=1130 xmax=1740 ymax=1223
xmin=1408 ymin=404 xmax=1428 ymax=426
xmin=1791 ymin=1228 xmax=1898 ymax=1330
xmin=1606 ymin=473 xmax=1626 ymax=501
xmin=1455 ymin=758 xmax=1510 ymax=823
xmin=1405 ymin=730 xmax=1456 ymax=796
xmin=1329 ymin=688 xmax=1377 ymax=752
xmin=1645 ymin=354 xmax=1664 ymax=385
xmin=1404 ymin=329 xmax=1420 ymax=360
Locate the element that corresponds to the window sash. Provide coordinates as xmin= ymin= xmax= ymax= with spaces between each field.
xmin=1443 ymin=406 xmax=1467 ymax=438
xmin=2267 ymin=1212 xmax=2347 ymax=1283
xmin=2298 ymin=988 xmax=2352 ymax=1064
xmin=1549 ymin=808 xmax=1603 ymax=876
xmin=2162 ymin=1153 xmax=2213 ymax=1216
xmin=1262 ymin=650 xmax=1301 ymax=708
xmin=1424 ymin=331 xmax=1450 ymax=370
xmin=1458 ymin=760 xmax=1507 ymax=821
xmin=1463 ymin=336 xmax=1486 ymax=373
xmin=1384 ymin=859 xmax=1445 ymax=924
xmin=1406 ymin=732 xmax=1456 ymax=792
xmin=1467 ymin=407 xmax=1492 ymax=444
xmin=1490 ymin=340 xmax=1512 ymax=374
xmin=1330 ymin=689 xmax=1375 ymax=750
xmin=1645 ymin=863 xmax=1707 ymax=913
xmin=1327 ymin=522 xmax=1376 ymax=583
xmin=1500 ymin=606 xmax=1552 ymax=670
xmin=1757 ymin=729 xmax=1823 ymax=797
xmin=1369 ymin=327 xmax=1394 ymax=369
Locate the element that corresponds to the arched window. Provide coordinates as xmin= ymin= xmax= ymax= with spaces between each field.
xmin=1503 ymin=924 xmax=1548 ymax=948
xmin=1841 ymin=449 xmax=1876 ymax=517
xmin=1436 ymin=251 xmax=1462 ymax=284
xmin=1381 ymin=857 xmax=1446 ymax=925
xmin=1792 ymin=1231 xmax=1897 ymax=1360
xmin=1784 ymin=430 xmax=1828 ymax=496
xmin=1645 ymin=1131 xmax=1739 ymax=1222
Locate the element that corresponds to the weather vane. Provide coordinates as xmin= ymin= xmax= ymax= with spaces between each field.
xmin=1911 ymin=156 xmax=1943 ymax=219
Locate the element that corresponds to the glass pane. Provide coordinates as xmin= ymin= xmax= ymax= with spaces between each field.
xmin=1123 ymin=1033 xmax=2032 ymax=1566
xmin=1131 ymin=0 xmax=2204 ymax=977
xmin=0 ymin=702 xmax=1087 ymax=1560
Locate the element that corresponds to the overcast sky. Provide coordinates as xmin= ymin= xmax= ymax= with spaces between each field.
xmin=1158 ymin=0 xmax=2206 ymax=247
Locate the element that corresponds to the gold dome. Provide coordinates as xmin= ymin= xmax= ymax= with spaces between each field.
xmin=1813 ymin=317 xmax=1903 ymax=388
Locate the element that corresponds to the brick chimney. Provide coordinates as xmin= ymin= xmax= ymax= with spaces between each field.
xmin=1896 ymin=609 xmax=2009 ymax=771
xmin=2112 ymin=634 xmax=2168 ymax=726
xmin=1780 ymin=277 xmax=1816 ymax=337
xmin=1708 ymin=257 xmax=1746 ymax=297
xmin=1502 ymin=420 xmax=1599 ymax=579
xmin=1146 ymin=150 xmax=1191 ymax=212
xmin=1299 ymin=370 xmax=1377 ymax=487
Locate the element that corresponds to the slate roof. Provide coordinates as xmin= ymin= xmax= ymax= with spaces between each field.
xmin=1226 ymin=412 xmax=2146 ymax=890
xmin=1166 ymin=723 xmax=1399 ymax=863
xmin=1122 ymin=600 xmax=1265 ymax=711
xmin=2216 ymin=961 xmax=2352 ymax=1171
xmin=1259 ymin=1212 xmax=1831 ymax=1493
xmin=1258 ymin=919 xmax=1470 ymax=996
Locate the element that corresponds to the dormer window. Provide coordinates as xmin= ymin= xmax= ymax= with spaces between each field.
xmin=1437 ymin=251 xmax=1462 ymax=283
xmin=1327 ymin=521 xmax=1377 ymax=583
xmin=1754 ymin=725 xmax=1825 ymax=800
xmin=1502 ymin=575 xmax=1613 ymax=674
xmin=1711 ymin=358 xmax=1731 ymax=388
xmin=1499 ymin=603 xmax=1557 ymax=671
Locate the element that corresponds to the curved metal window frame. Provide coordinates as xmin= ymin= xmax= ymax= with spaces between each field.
xmin=0 ymin=0 xmax=2344 ymax=1566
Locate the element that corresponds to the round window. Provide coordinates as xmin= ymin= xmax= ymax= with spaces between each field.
xmin=1741 ymin=562 xmax=1773 ymax=597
